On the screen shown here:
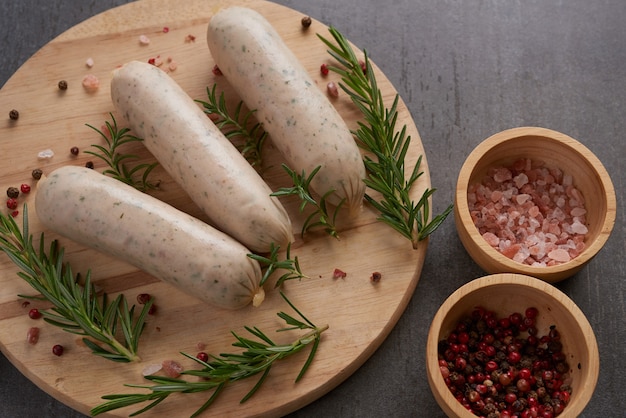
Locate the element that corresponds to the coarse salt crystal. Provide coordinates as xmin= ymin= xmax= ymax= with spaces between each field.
xmin=482 ymin=232 xmax=500 ymax=247
xmin=82 ymin=74 xmax=100 ymax=91
xmin=139 ymin=34 xmax=151 ymax=45
xmin=548 ymin=248 xmax=571 ymax=262
xmin=85 ymin=57 xmax=94 ymax=68
xmin=37 ymin=149 xmax=54 ymax=159
xmin=571 ymin=220 xmax=589 ymax=235
xmin=142 ymin=363 xmax=162 ymax=376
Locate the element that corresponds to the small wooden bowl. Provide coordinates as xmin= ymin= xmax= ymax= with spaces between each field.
xmin=426 ymin=273 xmax=599 ymax=417
xmin=455 ymin=127 xmax=616 ymax=282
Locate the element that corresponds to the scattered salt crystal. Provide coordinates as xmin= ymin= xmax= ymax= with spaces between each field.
xmin=85 ymin=57 xmax=94 ymax=68
xmin=82 ymin=74 xmax=100 ymax=91
xmin=548 ymin=248 xmax=571 ymax=262
xmin=37 ymin=149 xmax=54 ymax=159
xmin=139 ymin=34 xmax=151 ymax=45
xmin=142 ymin=363 xmax=162 ymax=376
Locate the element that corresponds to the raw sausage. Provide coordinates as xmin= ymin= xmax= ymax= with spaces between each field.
xmin=207 ymin=7 xmax=366 ymax=213
xmin=110 ymin=60 xmax=292 ymax=253
xmin=35 ymin=165 xmax=265 ymax=310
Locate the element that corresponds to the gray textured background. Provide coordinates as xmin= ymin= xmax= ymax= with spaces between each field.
xmin=1 ymin=0 xmax=624 ymax=417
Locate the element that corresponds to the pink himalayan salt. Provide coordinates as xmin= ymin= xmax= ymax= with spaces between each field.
xmin=470 ymin=158 xmax=588 ymax=266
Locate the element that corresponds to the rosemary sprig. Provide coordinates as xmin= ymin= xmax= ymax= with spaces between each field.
xmin=271 ymin=164 xmax=344 ymax=239
xmin=0 ymin=205 xmax=152 ymax=362
xmin=248 ymin=242 xmax=309 ymax=288
xmin=197 ymin=85 xmax=267 ymax=168
xmin=85 ymin=113 xmax=159 ymax=192
xmin=91 ymin=292 xmax=328 ymax=417
xmin=318 ymin=28 xmax=453 ymax=248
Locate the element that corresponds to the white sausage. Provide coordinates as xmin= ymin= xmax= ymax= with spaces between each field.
xmin=206 ymin=7 xmax=366 ymax=214
xmin=35 ymin=165 xmax=265 ymax=310
xmin=110 ymin=60 xmax=292 ymax=254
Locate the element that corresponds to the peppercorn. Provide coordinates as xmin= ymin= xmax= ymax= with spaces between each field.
xmin=70 ymin=146 xmax=79 ymax=156
xmin=301 ymin=16 xmax=312 ymax=28
xmin=6 ymin=187 xmax=19 ymax=199
xmin=9 ymin=109 xmax=19 ymax=120
xmin=58 ymin=80 xmax=68 ymax=90
xmin=370 ymin=271 xmax=382 ymax=283
xmin=52 ymin=344 xmax=64 ymax=356
xmin=31 ymin=168 xmax=43 ymax=180
xmin=85 ymin=161 xmax=94 ymax=169
xmin=6 ymin=198 xmax=18 ymax=210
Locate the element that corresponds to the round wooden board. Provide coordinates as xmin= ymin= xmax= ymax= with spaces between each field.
xmin=0 ymin=0 xmax=431 ymax=417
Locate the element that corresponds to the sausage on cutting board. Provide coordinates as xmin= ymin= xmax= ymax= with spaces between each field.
xmin=35 ymin=165 xmax=265 ymax=310
xmin=110 ymin=60 xmax=292 ymax=254
xmin=206 ymin=6 xmax=366 ymax=214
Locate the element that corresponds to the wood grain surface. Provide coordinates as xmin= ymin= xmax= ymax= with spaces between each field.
xmin=0 ymin=0 xmax=430 ymax=416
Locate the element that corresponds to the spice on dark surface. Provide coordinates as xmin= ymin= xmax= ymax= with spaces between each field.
xmin=438 ymin=306 xmax=572 ymax=417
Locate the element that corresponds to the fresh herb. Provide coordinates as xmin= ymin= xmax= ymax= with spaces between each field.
xmin=0 ymin=205 xmax=152 ymax=362
xmin=248 ymin=242 xmax=309 ymax=288
xmin=91 ymin=292 xmax=328 ymax=417
xmin=272 ymin=164 xmax=344 ymax=239
xmin=318 ymin=28 xmax=453 ymax=248
xmin=85 ymin=113 xmax=159 ymax=192
xmin=197 ymin=85 xmax=267 ymax=168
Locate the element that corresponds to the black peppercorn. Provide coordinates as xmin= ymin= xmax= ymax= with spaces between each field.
xmin=70 ymin=146 xmax=79 ymax=156
xmin=6 ymin=187 xmax=19 ymax=199
xmin=9 ymin=109 xmax=19 ymax=120
xmin=301 ymin=16 xmax=312 ymax=28
xmin=58 ymin=80 xmax=68 ymax=90
xmin=85 ymin=161 xmax=94 ymax=169
xmin=32 ymin=168 xmax=43 ymax=180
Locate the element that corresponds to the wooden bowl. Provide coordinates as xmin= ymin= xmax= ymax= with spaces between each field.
xmin=426 ymin=273 xmax=599 ymax=417
xmin=455 ymin=127 xmax=616 ymax=282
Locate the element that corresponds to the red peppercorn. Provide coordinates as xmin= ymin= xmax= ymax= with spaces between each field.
xmin=52 ymin=344 xmax=64 ymax=356
xmin=20 ymin=184 xmax=31 ymax=194
xmin=320 ymin=63 xmax=329 ymax=76
xmin=28 ymin=308 xmax=42 ymax=319
xmin=70 ymin=146 xmax=79 ymax=156
xmin=6 ymin=198 xmax=18 ymax=210
xmin=11 ymin=210 xmax=19 ymax=218
xmin=163 ymin=26 xmax=170 ymax=33
xmin=136 ymin=293 xmax=152 ymax=304
xmin=525 ymin=307 xmax=539 ymax=319
xmin=212 ymin=64 xmax=223 ymax=76
xmin=196 ymin=352 xmax=209 ymax=362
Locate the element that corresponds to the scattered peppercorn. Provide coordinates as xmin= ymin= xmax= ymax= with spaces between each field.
xmin=371 ymin=271 xmax=382 ymax=283
xmin=58 ymin=80 xmax=68 ymax=90
xmin=85 ymin=161 xmax=94 ymax=169
xmin=10 ymin=210 xmax=19 ymax=218
xmin=9 ymin=109 xmax=19 ymax=120
xmin=212 ymin=64 xmax=222 ymax=76
xmin=6 ymin=187 xmax=19 ymax=199
xmin=320 ymin=63 xmax=329 ymax=76
xmin=6 ymin=198 xmax=18 ymax=210
xmin=327 ymin=81 xmax=339 ymax=97
xmin=52 ymin=344 xmax=64 ymax=356
xmin=70 ymin=146 xmax=79 ymax=156
xmin=196 ymin=352 xmax=209 ymax=362
xmin=20 ymin=184 xmax=31 ymax=194
xmin=32 ymin=168 xmax=43 ymax=180
xmin=28 ymin=308 xmax=42 ymax=319
xmin=301 ymin=16 xmax=312 ymax=28
xmin=136 ymin=293 xmax=152 ymax=304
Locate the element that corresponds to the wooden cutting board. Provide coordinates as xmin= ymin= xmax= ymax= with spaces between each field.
xmin=0 ymin=0 xmax=431 ymax=416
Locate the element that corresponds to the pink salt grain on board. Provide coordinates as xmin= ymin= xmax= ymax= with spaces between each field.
xmin=82 ymin=74 xmax=100 ymax=91
xmin=469 ymin=158 xmax=588 ymax=266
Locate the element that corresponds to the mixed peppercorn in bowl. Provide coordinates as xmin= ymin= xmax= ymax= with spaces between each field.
xmin=426 ymin=274 xmax=599 ymax=417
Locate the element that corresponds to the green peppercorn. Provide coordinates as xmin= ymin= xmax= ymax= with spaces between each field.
xmin=9 ymin=109 xmax=19 ymax=120
xmin=31 ymin=168 xmax=43 ymax=180
xmin=6 ymin=187 xmax=19 ymax=199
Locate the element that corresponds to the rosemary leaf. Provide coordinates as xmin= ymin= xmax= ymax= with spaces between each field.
xmin=85 ymin=113 xmax=159 ymax=192
xmin=248 ymin=242 xmax=309 ymax=288
xmin=0 ymin=205 xmax=151 ymax=362
xmin=318 ymin=28 xmax=453 ymax=248
xmin=91 ymin=292 xmax=328 ymax=417
xmin=197 ymin=85 xmax=267 ymax=168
